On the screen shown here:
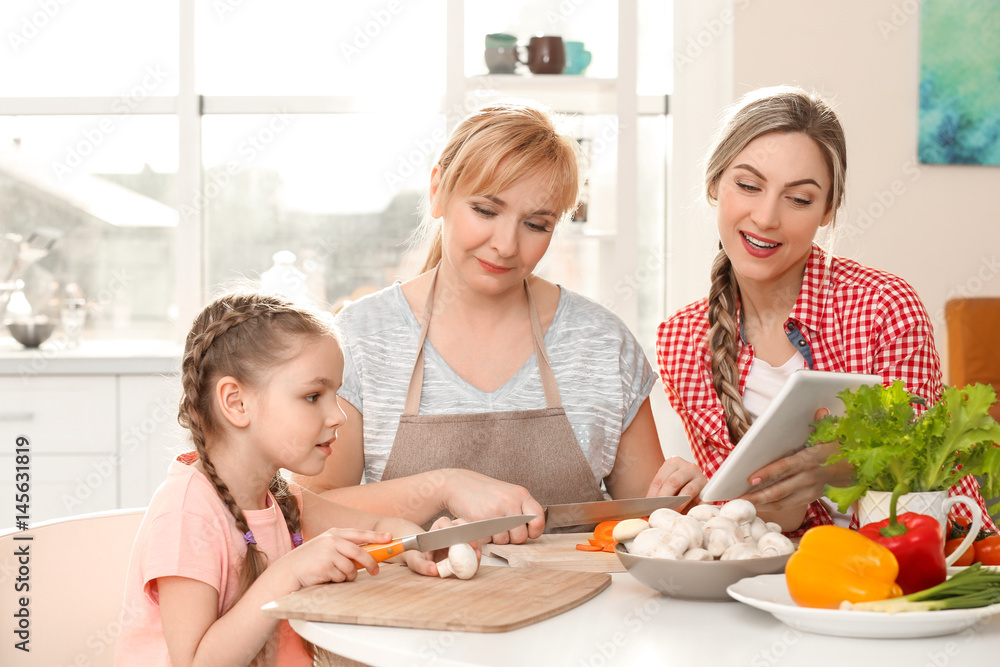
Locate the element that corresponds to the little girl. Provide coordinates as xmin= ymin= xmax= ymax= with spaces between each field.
xmin=115 ymin=291 xmax=444 ymax=666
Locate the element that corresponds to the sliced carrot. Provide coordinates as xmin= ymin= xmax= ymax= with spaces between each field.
xmin=593 ymin=521 xmax=619 ymax=545
xmin=577 ymin=520 xmax=622 ymax=554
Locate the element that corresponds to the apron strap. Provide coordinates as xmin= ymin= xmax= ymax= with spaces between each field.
xmin=402 ymin=266 xmax=438 ymax=416
xmin=525 ymin=280 xmax=563 ymax=410
xmin=402 ymin=265 xmax=563 ymax=415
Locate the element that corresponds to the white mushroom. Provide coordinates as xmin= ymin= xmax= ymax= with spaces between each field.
xmin=720 ymin=499 xmax=757 ymax=540
xmin=765 ymin=522 xmax=783 ymax=533
xmin=436 ymin=543 xmax=479 ymax=580
xmin=686 ymin=504 xmax=721 ymax=523
xmin=721 ymin=542 xmax=762 ymax=560
xmin=668 ymin=515 xmax=704 ymax=553
xmin=702 ymin=516 xmax=740 ymax=558
xmin=647 ymin=507 xmax=683 ymax=531
xmin=628 ymin=527 xmax=680 ymax=559
xmin=682 ymin=548 xmax=713 ymax=561
xmin=611 ymin=518 xmax=649 ymax=551
xmin=747 ymin=517 xmax=770 ymax=543
xmin=757 ymin=531 xmax=796 ymax=558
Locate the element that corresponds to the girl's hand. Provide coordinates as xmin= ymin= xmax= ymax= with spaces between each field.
xmin=645 ymin=456 xmax=706 ymax=509
xmin=441 ymin=470 xmax=545 ymax=545
xmin=276 ymin=528 xmax=393 ymax=589
xmin=401 ymin=516 xmax=484 ymax=577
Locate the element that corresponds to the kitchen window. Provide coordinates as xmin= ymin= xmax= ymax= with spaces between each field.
xmin=0 ymin=0 xmax=671 ymax=354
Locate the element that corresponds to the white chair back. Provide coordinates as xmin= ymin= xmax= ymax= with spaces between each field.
xmin=0 ymin=508 xmax=145 ymax=667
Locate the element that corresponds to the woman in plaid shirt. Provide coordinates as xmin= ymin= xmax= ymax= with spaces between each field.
xmin=657 ymin=86 xmax=995 ymax=534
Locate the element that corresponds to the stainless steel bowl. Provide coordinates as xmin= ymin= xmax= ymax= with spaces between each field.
xmin=7 ymin=318 xmax=56 ymax=348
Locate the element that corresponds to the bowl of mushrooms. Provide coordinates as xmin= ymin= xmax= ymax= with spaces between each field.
xmin=613 ymin=500 xmax=795 ymax=601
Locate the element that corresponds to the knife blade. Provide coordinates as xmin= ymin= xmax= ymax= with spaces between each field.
xmin=543 ymin=496 xmax=691 ymax=529
xmin=360 ymin=514 xmax=535 ymax=564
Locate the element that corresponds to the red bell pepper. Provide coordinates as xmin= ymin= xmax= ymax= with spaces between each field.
xmin=859 ymin=511 xmax=947 ymax=595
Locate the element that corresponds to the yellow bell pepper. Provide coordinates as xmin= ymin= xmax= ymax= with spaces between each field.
xmin=785 ymin=525 xmax=903 ymax=609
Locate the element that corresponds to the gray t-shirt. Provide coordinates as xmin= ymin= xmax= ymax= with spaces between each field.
xmin=335 ymin=282 xmax=656 ymax=485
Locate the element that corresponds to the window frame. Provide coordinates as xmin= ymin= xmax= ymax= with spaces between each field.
xmin=1 ymin=0 xmax=669 ymax=340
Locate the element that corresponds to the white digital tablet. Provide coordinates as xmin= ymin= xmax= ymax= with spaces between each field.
xmin=698 ymin=370 xmax=883 ymax=503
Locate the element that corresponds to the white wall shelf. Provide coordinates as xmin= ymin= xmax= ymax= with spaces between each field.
xmin=445 ymin=0 xmax=657 ymax=332
xmin=463 ymin=75 xmax=666 ymax=116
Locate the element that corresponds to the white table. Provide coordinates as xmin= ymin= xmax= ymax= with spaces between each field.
xmin=291 ymin=565 xmax=1000 ymax=667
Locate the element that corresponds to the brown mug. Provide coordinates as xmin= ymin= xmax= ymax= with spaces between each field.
xmin=526 ymin=36 xmax=565 ymax=74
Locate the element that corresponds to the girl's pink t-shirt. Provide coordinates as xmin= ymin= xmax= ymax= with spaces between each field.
xmin=114 ymin=453 xmax=312 ymax=666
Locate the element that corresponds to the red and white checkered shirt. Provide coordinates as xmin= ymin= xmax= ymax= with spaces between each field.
xmin=657 ymin=245 xmax=996 ymax=534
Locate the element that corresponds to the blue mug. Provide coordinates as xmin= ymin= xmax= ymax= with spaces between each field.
xmin=563 ymin=41 xmax=592 ymax=75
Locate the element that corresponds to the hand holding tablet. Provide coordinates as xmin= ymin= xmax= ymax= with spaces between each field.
xmin=699 ymin=370 xmax=883 ymax=503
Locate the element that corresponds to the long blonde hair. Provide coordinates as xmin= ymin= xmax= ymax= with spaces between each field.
xmin=177 ymin=291 xmax=336 ymax=664
xmin=704 ymin=86 xmax=847 ymax=443
xmin=418 ymin=101 xmax=582 ymax=273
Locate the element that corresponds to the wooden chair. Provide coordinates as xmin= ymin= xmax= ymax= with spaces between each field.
xmin=945 ymin=297 xmax=1000 ymax=422
xmin=0 ymin=508 xmax=145 ymax=667
xmin=945 ymin=297 xmax=1000 ymax=518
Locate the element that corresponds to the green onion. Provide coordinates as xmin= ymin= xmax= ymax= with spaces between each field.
xmin=843 ymin=563 xmax=1000 ymax=613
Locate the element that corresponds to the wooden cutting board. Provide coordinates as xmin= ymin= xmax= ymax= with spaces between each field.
xmin=262 ymin=563 xmax=610 ymax=633
xmin=484 ymin=533 xmax=626 ymax=573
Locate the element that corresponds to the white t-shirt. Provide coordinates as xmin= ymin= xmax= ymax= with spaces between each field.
xmin=335 ymin=282 xmax=656 ymax=485
xmin=743 ymin=351 xmax=807 ymax=420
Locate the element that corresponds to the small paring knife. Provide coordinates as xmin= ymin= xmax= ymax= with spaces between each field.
xmin=543 ymin=496 xmax=691 ymax=531
xmin=358 ymin=514 xmax=536 ymax=566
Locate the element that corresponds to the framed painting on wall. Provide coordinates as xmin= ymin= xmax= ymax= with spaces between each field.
xmin=919 ymin=1 xmax=1000 ymax=165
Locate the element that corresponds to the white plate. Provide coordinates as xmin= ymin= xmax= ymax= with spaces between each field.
xmin=727 ymin=574 xmax=1000 ymax=639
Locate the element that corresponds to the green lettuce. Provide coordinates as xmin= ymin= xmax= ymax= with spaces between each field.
xmin=809 ymin=381 xmax=1000 ymax=516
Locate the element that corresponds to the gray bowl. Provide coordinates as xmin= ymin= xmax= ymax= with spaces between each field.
xmin=614 ymin=544 xmax=792 ymax=601
xmin=8 ymin=319 xmax=56 ymax=348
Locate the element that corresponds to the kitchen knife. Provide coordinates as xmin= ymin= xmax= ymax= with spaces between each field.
xmin=359 ymin=514 xmax=536 ymax=564
xmin=544 ymin=496 xmax=691 ymax=530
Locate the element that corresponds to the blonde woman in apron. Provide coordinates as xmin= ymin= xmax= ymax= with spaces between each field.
xmin=302 ymin=102 xmax=705 ymax=544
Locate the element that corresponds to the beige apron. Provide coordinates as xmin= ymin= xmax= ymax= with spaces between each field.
xmin=380 ymin=267 xmax=605 ymax=518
